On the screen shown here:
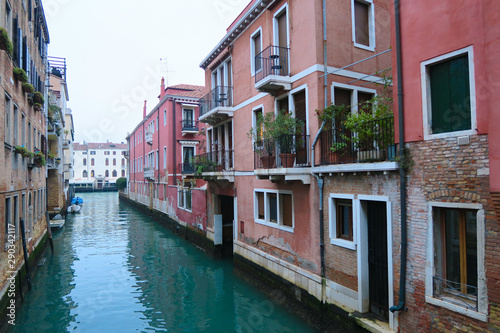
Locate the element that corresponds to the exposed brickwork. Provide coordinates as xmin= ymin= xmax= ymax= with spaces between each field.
xmin=399 ymin=135 xmax=500 ymax=332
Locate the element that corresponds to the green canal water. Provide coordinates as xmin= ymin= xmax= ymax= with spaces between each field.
xmin=8 ymin=192 xmax=320 ymax=333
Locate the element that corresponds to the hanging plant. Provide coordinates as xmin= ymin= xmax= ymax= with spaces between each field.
xmin=34 ymin=91 xmax=44 ymax=104
xmin=34 ymin=103 xmax=42 ymax=112
xmin=13 ymin=68 xmax=28 ymax=83
xmin=34 ymin=152 xmax=46 ymax=167
xmin=22 ymin=82 xmax=35 ymax=94
xmin=0 ymin=28 xmax=13 ymax=57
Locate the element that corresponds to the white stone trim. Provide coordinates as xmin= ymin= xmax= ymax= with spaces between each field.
xmin=253 ymin=188 xmax=295 ymax=232
xmin=421 ymin=46 xmax=477 ymax=140
xmin=250 ymin=27 xmax=263 ymax=77
xmin=351 ymin=0 xmax=376 ymax=51
xmin=328 ymin=193 xmax=357 ymax=250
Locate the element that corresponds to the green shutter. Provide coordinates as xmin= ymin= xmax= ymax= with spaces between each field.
xmin=430 ymin=55 xmax=471 ymax=134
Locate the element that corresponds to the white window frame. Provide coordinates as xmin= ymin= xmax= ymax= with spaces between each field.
xmin=253 ymin=189 xmax=294 ymax=232
xmin=163 ymin=146 xmax=167 ymax=169
xmin=290 ymin=84 xmax=309 ymax=135
xmin=251 ymin=104 xmax=264 ymax=147
xmin=425 ymin=201 xmax=487 ymax=321
xmin=351 ymin=0 xmax=376 ymax=51
xmin=4 ymin=94 xmax=11 ymax=144
xmin=163 ymin=109 xmax=167 ymax=126
xmin=421 ymin=46 xmax=477 ymax=140
xmin=250 ymin=27 xmax=263 ymax=77
xmin=331 ymin=82 xmax=377 ymax=114
xmin=181 ymin=144 xmax=196 ymax=168
xmin=272 ymin=3 xmax=290 ymax=73
xmin=155 ymin=150 xmax=159 ymax=170
xmin=177 ymin=187 xmax=192 ymax=212
xmin=329 ymin=193 xmax=357 ymax=250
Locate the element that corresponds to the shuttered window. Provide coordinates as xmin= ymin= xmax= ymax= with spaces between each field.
xmin=354 ymin=1 xmax=370 ymax=46
xmin=252 ymin=32 xmax=262 ymax=73
xmin=429 ymin=55 xmax=471 ymax=134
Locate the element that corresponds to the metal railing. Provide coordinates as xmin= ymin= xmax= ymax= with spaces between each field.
xmin=254 ymin=134 xmax=310 ymax=169
xmin=144 ymin=167 xmax=155 ymax=180
xmin=193 ymin=150 xmax=234 ymax=173
xmin=319 ymin=116 xmax=396 ymax=165
xmin=145 ymin=131 xmax=153 ymax=145
xmin=433 ymin=276 xmax=478 ymax=311
xmin=181 ymin=120 xmax=199 ymax=131
xmin=255 ymin=45 xmax=290 ymax=84
xmin=199 ymin=86 xmax=233 ymax=116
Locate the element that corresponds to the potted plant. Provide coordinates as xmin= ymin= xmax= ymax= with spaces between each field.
xmin=249 ymin=111 xmax=304 ymax=168
xmin=316 ymin=104 xmax=352 ymax=162
xmin=14 ymin=145 xmax=33 ymax=158
xmin=0 ymin=27 xmax=13 ymax=56
xmin=193 ymin=155 xmax=217 ymax=175
xmin=22 ymin=82 xmax=35 ymax=94
xmin=13 ymin=68 xmax=28 ymax=83
xmin=34 ymin=151 xmax=46 ymax=167
xmin=33 ymin=91 xmax=44 ymax=104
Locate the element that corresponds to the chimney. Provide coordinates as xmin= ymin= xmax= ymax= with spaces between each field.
xmin=160 ymin=77 xmax=165 ymax=100
xmin=143 ymin=100 xmax=147 ymax=119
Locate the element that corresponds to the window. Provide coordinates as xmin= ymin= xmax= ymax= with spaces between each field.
xmin=112 ymin=170 xmax=117 ymax=177
xmin=121 ymin=170 xmax=125 ymax=177
xmin=12 ymin=105 xmax=18 ymax=146
xmin=90 ymin=151 xmax=96 ymax=155
xmin=83 ymin=158 xmax=87 ymax=166
xmin=4 ymin=95 xmax=11 ymax=144
xmin=183 ymin=108 xmax=194 ymax=128
xmin=254 ymin=190 xmax=294 ymax=230
xmin=422 ymin=47 xmax=475 ymax=139
xmin=91 ymin=170 xmax=95 ymax=178
xmin=91 ymin=158 xmax=95 ymax=166
xmin=426 ymin=202 xmax=486 ymax=320
xmin=164 ymin=110 xmax=167 ymax=126
xmin=83 ymin=170 xmax=88 ymax=178
xmin=352 ymin=0 xmax=375 ymax=50
xmin=163 ymin=147 xmax=167 ymax=169
xmin=113 ymin=151 xmax=116 ymax=155
xmin=329 ymin=194 xmax=356 ymax=249
xmin=178 ymin=187 xmax=192 ymax=211
xmin=82 ymin=151 xmax=87 ymax=155
xmin=250 ymin=28 xmax=262 ymax=75
xmin=113 ymin=158 xmax=116 ymax=166
xmin=121 ymin=158 xmax=125 ymax=166
xmin=155 ymin=150 xmax=159 ymax=170
xmin=4 ymin=197 xmax=11 ymax=248
xmin=105 ymin=170 xmax=109 ymax=177
xmin=105 ymin=158 xmax=109 ymax=166
xmin=182 ymin=146 xmax=195 ymax=173
xmin=252 ymin=107 xmax=263 ymax=145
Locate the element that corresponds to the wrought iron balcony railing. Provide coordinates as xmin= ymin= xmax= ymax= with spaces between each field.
xmin=254 ymin=134 xmax=310 ymax=169
xmin=199 ymin=86 xmax=233 ymax=116
xmin=433 ymin=276 xmax=478 ymax=311
xmin=255 ymin=45 xmax=290 ymax=84
xmin=319 ymin=115 xmax=396 ymax=165
xmin=193 ymin=150 xmax=234 ymax=174
xmin=181 ymin=120 xmax=199 ymax=132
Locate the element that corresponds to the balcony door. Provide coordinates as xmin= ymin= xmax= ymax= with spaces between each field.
xmin=183 ymin=146 xmax=195 ymax=173
xmin=274 ymin=5 xmax=289 ymax=76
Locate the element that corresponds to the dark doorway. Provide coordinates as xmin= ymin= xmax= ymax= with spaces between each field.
xmin=367 ymin=201 xmax=389 ymax=320
xmin=219 ymin=195 xmax=234 ymax=257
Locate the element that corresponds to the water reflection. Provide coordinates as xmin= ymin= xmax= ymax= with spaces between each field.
xmin=10 ymin=193 xmax=317 ymax=333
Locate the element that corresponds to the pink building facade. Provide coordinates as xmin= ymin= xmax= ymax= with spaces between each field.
xmin=198 ymin=0 xmax=398 ymax=329
xmin=392 ymin=0 xmax=500 ymax=331
xmin=125 ymin=82 xmax=209 ymax=241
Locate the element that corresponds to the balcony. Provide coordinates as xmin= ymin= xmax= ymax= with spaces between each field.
xmin=47 ymin=121 xmax=62 ymax=139
xmin=199 ymin=86 xmax=234 ymax=125
xmin=145 ymin=131 xmax=153 ymax=145
xmin=62 ymin=139 xmax=71 ymax=149
xmin=47 ymin=157 xmax=61 ymax=170
xmin=144 ymin=167 xmax=155 ymax=181
xmin=192 ymin=150 xmax=234 ymax=182
xmin=315 ymin=116 xmax=398 ymax=173
xmin=181 ymin=120 xmax=199 ymax=136
xmin=255 ymin=45 xmax=291 ymax=95
xmin=254 ymin=134 xmax=311 ymax=184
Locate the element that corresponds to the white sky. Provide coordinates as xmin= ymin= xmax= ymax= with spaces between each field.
xmin=44 ymin=0 xmax=250 ymax=144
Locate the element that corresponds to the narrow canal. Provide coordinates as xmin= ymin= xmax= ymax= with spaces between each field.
xmin=9 ymin=192 xmax=320 ymax=332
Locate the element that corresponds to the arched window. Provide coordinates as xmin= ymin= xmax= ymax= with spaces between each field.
xmin=91 ymin=158 xmax=95 ymax=166
xmin=121 ymin=170 xmax=125 ymax=177
xmin=105 ymin=170 xmax=109 ymax=177
xmin=83 ymin=158 xmax=87 ymax=166
xmin=121 ymin=158 xmax=125 ymax=166
xmin=105 ymin=158 xmax=109 ymax=166
xmin=83 ymin=170 xmax=88 ymax=178
xmin=112 ymin=170 xmax=117 ymax=177
xmin=113 ymin=158 xmax=116 ymax=166
xmin=91 ymin=170 xmax=95 ymax=177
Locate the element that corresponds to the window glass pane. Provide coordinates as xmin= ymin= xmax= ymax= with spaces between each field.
xmin=257 ymin=192 xmax=264 ymax=219
xmin=444 ymin=209 xmax=461 ymax=286
xmin=186 ymin=190 xmax=192 ymax=210
xmin=268 ymin=193 xmax=277 ymax=223
xmin=465 ymin=211 xmax=477 ymax=291
xmin=254 ymin=33 xmax=261 ymax=72
xmin=280 ymin=193 xmax=293 ymax=227
xmin=336 ymin=199 xmax=353 ymax=240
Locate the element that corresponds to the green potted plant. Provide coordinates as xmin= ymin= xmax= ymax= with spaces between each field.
xmin=316 ymin=104 xmax=352 ymax=162
xmin=14 ymin=145 xmax=32 ymax=158
xmin=0 ymin=27 xmax=13 ymax=56
xmin=33 ymin=91 xmax=44 ymax=104
xmin=34 ymin=103 xmax=42 ymax=112
xmin=34 ymin=151 xmax=46 ymax=167
xmin=22 ymin=82 xmax=35 ymax=94
xmin=249 ymin=111 xmax=304 ymax=168
xmin=13 ymin=68 xmax=28 ymax=83
xmin=193 ymin=155 xmax=217 ymax=175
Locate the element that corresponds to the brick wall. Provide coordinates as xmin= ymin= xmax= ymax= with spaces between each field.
xmin=399 ymin=134 xmax=499 ymax=332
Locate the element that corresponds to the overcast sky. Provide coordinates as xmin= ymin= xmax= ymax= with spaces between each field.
xmin=44 ymin=0 xmax=249 ymax=144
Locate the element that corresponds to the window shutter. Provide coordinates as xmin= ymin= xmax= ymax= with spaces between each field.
xmin=354 ymin=1 xmax=370 ymax=46
xmin=12 ymin=18 xmax=19 ymax=65
xmin=334 ymin=87 xmax=351 ymax=107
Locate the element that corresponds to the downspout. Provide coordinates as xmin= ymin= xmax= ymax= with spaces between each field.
xmin=389 ymin=0 xmax=407 ymax=313
xmin=172 ymin=99 xmax=177 ymax=182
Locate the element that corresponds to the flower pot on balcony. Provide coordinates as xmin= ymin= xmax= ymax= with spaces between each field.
xmin=279 ymin=153 xmax=295 ymax=168
xmin=215 ymin=165 xmax=223 ymax=172
xmin=260 ymin=156 xmax=275 ymax=169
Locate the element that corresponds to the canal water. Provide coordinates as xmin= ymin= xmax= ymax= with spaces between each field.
xmin=9 ymin=192 xmax=319 ymax=333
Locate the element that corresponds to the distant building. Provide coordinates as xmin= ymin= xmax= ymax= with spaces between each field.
xmin=72 ymin=142 xmax=127 ymax=191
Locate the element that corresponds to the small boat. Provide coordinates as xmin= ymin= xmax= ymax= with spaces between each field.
xmin=67 ymin=204 xmax=81 ymax=213
xmin=50 ymin=214 xmax=65 ymax=229
xmin=71 ymin=197 xmax=84 ymax=205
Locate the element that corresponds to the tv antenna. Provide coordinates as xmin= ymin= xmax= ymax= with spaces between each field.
xmin=160 ymin=57 xmax=175 ymax=87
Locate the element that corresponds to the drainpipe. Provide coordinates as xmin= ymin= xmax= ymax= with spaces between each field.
xmin=389 ymin=0 xmax=407 ymax=313
xmin=172 ymin=99 xmax=177 ymax=181
xmin=322 ymin=0 xmax=328 ymax=110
